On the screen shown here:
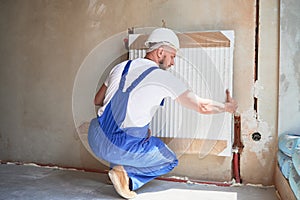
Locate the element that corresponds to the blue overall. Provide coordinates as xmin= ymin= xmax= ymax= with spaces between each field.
xmin=88 ymin=60 xmax=178 ymax=190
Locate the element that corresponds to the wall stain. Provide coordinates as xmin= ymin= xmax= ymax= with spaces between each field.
xmin=87 ymin=0 xmax=106 ymax=28
xmin=293 ymin=49 xmax=300 ymax=93
xmin=280 ymin=74 xmax=289 ymax=94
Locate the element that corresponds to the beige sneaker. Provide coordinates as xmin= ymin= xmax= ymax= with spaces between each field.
xmin=108 ymin=166 xmax=137 ymax=199
xmin=106 ymin=174 xmax=113 ymax=185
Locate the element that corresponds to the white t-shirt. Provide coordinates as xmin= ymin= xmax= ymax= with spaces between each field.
xmin=98 ymin=58 xmax=187 ymax=127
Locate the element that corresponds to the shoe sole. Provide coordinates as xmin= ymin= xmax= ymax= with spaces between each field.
xmin=108 ymin=170 xmax=136 ymax=199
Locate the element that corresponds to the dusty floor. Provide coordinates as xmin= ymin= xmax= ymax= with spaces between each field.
xmin=0 ymin=163 xmax=280 ymax=200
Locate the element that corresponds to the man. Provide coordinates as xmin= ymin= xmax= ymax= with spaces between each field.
xmin=88 ymin=28 xmax=238 ymax=199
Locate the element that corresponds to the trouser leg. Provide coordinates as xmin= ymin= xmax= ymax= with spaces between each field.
xmin=125 ymin=158 xmax=178 ymax=190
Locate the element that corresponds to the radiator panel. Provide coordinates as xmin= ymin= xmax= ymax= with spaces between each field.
xmin=129 ymin=31 xmax=234 ymax=156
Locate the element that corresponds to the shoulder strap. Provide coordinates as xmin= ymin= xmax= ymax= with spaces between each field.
xmin=119 ymin=60 xmax=132 ymax=90
xmin=126 ymin=67 xmax=158 ymax=92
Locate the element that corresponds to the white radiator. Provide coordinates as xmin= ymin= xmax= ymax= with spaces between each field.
xmin=129 ymin=30 xmax=234 ymax=156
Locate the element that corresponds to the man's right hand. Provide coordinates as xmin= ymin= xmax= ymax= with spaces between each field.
xmin=225 ymin=89 xmax=238 ymax=113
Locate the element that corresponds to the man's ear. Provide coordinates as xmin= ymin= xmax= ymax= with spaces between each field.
xmin=156 ymin=47 xmax=164 ymax=58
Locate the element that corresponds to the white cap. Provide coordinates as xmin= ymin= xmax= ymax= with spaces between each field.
xmin=145 ymin=28 xmax=180 ymax=51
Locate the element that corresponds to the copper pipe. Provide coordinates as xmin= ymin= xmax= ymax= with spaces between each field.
xmin=232 ymin=113 xmax=244 ymax=184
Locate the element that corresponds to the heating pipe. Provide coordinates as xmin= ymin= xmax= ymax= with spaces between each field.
xmin=1 ymin=115 xmax=243 ymax=187
xmin=232 ymin=113 xmax=244 ymax=184
xmin=156 ymin=176 xmax=232 ymax=187
xmin=1 ymin=160 xmax=233 ymax=187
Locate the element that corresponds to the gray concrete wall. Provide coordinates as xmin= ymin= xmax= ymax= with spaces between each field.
xmin=0 ymin=0 xmax=279 ymax=185
xmin=279 ymin=0 xmax=300 ymax=134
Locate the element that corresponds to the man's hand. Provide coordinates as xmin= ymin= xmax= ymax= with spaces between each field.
xmin=224 ymin=89 xmax=238 ymax=113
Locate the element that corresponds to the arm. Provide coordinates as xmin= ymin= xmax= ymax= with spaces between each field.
xmin=175 ymin=89 xmax=237 ymax=114
xmin=94 ymin=83 xmax=107 ymax=106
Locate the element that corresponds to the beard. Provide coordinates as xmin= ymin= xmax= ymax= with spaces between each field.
xmin=158 ymin=56 xmax=167 ymax=70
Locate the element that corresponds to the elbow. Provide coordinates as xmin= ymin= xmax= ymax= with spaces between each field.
xmin=94 ymin=99 xmax=98 ymax=106
xmin=94 ymin=97 xmax=101 ymax=106
xmin=94 ymin=84 xmax=107 ymax=106
xmin=94 ymin=101 xmax=102 ymax=107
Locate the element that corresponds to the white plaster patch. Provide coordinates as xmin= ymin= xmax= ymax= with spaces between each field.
xmin=5 ymin=162 xmax=82 ymax=171
xmin=252 ymin=80 xmax=264 ymax=98
xmin=241 ymin=108 xmax=273 ymax=167
xmin=246 ymin=183 xmax=275 ymax=188
xmin=241 ymin=109 xmax=257 ymax=131
xmin=169 ymin=175 xmax=189 ymax=181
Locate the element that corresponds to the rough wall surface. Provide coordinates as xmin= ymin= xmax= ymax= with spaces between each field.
xmin=278 ymin=0 xmax=300 ymax=134
xmin=0 ymin=0 xmax=278 ymax=184
xmin=240 ymin=1 xmax=279 ymax=185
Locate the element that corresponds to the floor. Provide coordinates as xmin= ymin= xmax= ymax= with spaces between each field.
xmin=0 ymin=163 xmax=280 ymax=200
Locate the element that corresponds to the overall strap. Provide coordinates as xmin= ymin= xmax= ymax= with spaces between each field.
xmin=126 ymin=67 xmax=158 ymax=92
xmin=119 ymin=60 xmax=132 ymax=90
